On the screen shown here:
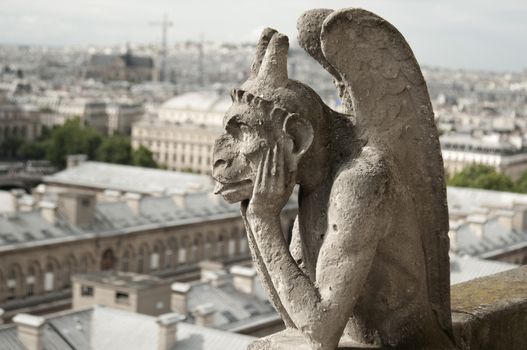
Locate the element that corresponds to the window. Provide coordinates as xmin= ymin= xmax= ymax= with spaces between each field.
xmin=44 ymin=263 xmax=54 ymax=292
xmin=178 ymin=247 xmax=186 ymax=263
xmin=217 ymin=235 xmax=224 ymax=257
xmin=240 ymin=236 xmax=248 ymax=254
xmin=26 ymin=267 xmax=36 ymax=297
xmin=121 ymin=251 xmax=130 ymax=272
xmin=115 ymin=291 xmax=129 ymax=304
xmin=150 ymin=253 xmax=159 ymax=270
xmin=81 ymin=285 xmax=94 ymax=296
xmin=164 ymin=249 xmax=172 ymax=268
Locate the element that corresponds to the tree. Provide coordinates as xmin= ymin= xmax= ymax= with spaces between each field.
xmin=515 ymin=172 xmax=527 ymax=193
xmin=132 ymin=145 xmax=157 ymax=168
xmin=0 ymin=137 xmax=24 ymax=159
xmin=46 ymin=119 xmax=103 ymax=168
xmin=95 ymin=136 xmax=132 ymax=165
xmin=18 ymin=141 xmax=48 ymax=160
xmin=448 ymin=164 xmax=516 ymax=192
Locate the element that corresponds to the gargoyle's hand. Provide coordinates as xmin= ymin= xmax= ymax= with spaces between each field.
xmin=247 ymin=143 xmax=295 ymax=218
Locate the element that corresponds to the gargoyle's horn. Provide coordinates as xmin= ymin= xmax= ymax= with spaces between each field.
xmin=258 ymin=33 xmax=289 ymax=87
xmin=250 ymin=28 xmax=278 ymax=78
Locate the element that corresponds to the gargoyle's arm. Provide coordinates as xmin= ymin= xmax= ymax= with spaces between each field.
xmin=245 ymin=148 xmax=393 ymax=349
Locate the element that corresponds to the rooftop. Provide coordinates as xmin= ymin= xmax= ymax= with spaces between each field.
xmin=43 ymin=161 xmax=213 ymax=195
xmin=160 ymin=91 xmax=231 ymax=113
xmin=0 ymin=192 xmax=240 ymax=250
xmin=0 ymin=306 xmax=254 ymax=350
xmin=450 ymin=254 xmax=518 ymax=284
xmin=72 ymin=271 xmax=170 ymax=290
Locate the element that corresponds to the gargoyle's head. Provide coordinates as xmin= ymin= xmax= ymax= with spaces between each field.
xmin=212 ymin=29 xmax=329 ymax=203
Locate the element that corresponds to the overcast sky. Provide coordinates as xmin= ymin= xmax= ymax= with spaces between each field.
xmin=1 ymin=0 xmax=526 ymax=71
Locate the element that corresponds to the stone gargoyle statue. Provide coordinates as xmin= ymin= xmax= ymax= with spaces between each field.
xmin=212 ymin=8 xmax=456 ymax=350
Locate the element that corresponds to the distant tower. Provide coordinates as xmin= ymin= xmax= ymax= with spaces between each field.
xmin=150 ymin=14 xmax=173 ymax=82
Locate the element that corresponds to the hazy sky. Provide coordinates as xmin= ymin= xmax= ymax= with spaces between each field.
xmin=1 ymin=0 xmax=526 ymax=71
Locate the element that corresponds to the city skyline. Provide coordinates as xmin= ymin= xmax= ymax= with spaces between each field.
xmin=1 ymin=0 xmax=526 ymax=72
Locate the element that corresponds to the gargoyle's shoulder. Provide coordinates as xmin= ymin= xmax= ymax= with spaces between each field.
xmin=339 ymin=146 xmax=391 ymax=180
xmin=333 ymin=146 xmax=392 ymax=196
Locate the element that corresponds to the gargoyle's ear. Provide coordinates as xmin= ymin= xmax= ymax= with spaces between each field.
xmin=283 ymin=113 xmax=314 ymax=169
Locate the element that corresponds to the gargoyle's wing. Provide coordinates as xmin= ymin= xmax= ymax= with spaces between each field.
xmin=299 ymin=8 xmax=452 ymax=335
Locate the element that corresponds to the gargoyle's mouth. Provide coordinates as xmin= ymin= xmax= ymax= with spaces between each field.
xmin=213 ymin=179 xmax=252 ymax=195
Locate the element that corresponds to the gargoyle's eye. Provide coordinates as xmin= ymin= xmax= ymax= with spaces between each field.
xmin=226 ymin=119 xmax=250 ymax=140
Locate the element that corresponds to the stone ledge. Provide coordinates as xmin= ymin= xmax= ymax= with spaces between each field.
xmin=451 ymin=265 xmax=527 ymax=350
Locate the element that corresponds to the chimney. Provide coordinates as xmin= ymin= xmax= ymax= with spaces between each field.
xmin=125 ymin=192 xmax=142 ymax=215
xmin=39 ymin=201 xmax=57 ymax=225
xmin=193 ymin=303 xmax=216 ymax=328
xmin=31 ymin=184 xmax=46 ymax=204
xmin=171 ymin=192 xmax=187 ymax=209
xmin=199 ymin=260 xmax=225 ymax=283
xmin=10 ymin=189 xmax=25 ymax=213
xmin=512 ymin=202 xmax=527 ymax=231
xmin=102 ymin=189 xmax=122 ymax=202
xmin=66 ymin=154 xmax=87 ymax=169
xmin=157 ymin=312 xmax=185 ymax=350
xmin=466 ymin=214 xmax=486 ymax=239
xmin=57 ymin=192 xmax=96 ymax=227
xmin=13 ymin=313 xmax=45 ymax=350
xmin=230 ymin=265 xmax=257 ymax=294
xmin=495 ymin=210 xmax=513 ymax=230
xmin=171 ymin=282 xmax=191 ymax=315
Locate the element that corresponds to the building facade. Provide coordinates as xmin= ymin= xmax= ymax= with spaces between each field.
xmin=0 ymin=102 xmax=41 ymax=143
xmin=0 ymin=188 xmax=297 ymax=321
xmin=85 ymin=50 xmax=154 ymax=83
xmin=132 ymin=120 xmax=221 ymax=174
xmin=130 ymin=90 xmax=231 ymax=174
xmin=107 ymin=102 xmax=145 ymax=135
xmin=57 ymin=98 xmax=108 ymax=135
xmin=441 ymin=133 xmax=527 ymax=180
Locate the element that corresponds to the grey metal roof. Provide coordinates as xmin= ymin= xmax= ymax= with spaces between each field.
xmin=0 ymin=191 xmax=242 ymax=250
xmin=0 ymin=306 xmax=253 ymax=350
xmin=84 ymin=306 xmax=253 ymax=350
xmin=450 ymin=254 xmax=517 ymax=285
xmin=0 ymin=324 xmax=25 ymax=350
xmin=46 ymin=308 xmax=93 ymax=350
xmin=447 ymin=186 xmax=527 ymax=257
xmin=185 ymin=277 xmax=276 ymax=330
xmin=0 ymin=183 xmax=298 ymax=250
xmin=72 ymin=271 xmax=170 ymax=290
xmin=43 ymin=161 xmax=213 ymax=195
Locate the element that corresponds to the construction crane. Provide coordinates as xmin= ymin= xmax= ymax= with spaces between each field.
xmin=149 ymin=14 xmax=173 ymax=82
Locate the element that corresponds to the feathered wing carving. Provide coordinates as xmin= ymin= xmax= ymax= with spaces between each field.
xmin=299 ymin=8 xmax=452 ymax=335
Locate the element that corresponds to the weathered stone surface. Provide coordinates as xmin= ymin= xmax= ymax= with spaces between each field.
xmin=212 ymin=7 xmax=454 ymax=350
xmin=451 ymin=266 xmax=527 ymax=350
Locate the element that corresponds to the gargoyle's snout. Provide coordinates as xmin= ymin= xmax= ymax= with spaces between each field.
xmin=211 ymin=136 xmax=234 ymax=182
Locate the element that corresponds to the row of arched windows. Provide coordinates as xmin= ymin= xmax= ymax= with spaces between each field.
xmin=0 ymin=253 xmax=96 ymax=302
xmin=0 ymin=125 xmax=28 ymax=140
xmin=0 ymin=227 xmax=249 ymax=302
xmin=118 ymin=229 xmax=248 ymax=273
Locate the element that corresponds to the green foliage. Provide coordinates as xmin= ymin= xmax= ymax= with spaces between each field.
xmin=1 ymin=119 xmax=159 ymax=170
xmin=515 ymin=172 xmax=527 ymax=193
xmin=95 ymin=136 xmax=132 ymax=165
xmin=18 ymin=141 xmax=48 ymax=160
xmin=45 ymin=119 xmax=103 ymax=168
xmin=0 ymin=137 xmax=25 ymax=159
xmin=448 ymin=164 xmax=516 ymax=192
xmin=132 ymin=145 xmax=157 ymax=168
